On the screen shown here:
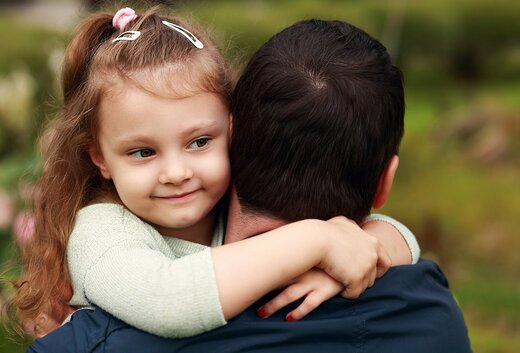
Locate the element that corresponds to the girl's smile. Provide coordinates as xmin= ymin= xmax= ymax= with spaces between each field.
xmin=153 ymin=189 xmax=201 ymax=203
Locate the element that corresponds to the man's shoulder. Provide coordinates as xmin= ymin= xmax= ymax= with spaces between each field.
xmin=28 ymin=260 xmax=472 ymax=353
xmin=194 ymin=259 xmax=471 ymax=353
xmin=357 ymin=259 xmax=472 ymax=352
xmin=372 ymin=259 xmax=449 ymax=291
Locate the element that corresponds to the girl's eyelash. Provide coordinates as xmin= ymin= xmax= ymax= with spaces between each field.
xmin=128 ymin=148 xmax=155 ymax=159
xmin=125 ymin=136 xmax=213 ymax=157
xmin=188 ymin=136 xmax=211 ymax=149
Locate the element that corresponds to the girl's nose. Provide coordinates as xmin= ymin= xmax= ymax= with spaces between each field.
xmin=158 ymin=157 xmax=194 ymax=185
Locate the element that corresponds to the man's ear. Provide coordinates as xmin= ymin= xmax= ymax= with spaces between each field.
xmin=372 ymin=155 xmax=399 ymax=209
xmin=88 ymin=144 xmax=111 ymax=180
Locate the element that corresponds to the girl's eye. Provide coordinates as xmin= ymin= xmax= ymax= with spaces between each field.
xmin=129 ymin=148 xmax=155 ymax=159
xmin=188 ymin=138 xmax=210 ymax=149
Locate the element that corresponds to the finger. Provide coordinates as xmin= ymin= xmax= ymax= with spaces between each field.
xmin=368 ymin=266 xmax=377 ymax=288
xmin=357 ymin=272 xmax=373 ymax=296
xmin=362 ymin=266 xmax=377 ymax=291
xmin=338 ymin=267 xmax=366 ymax=299
xmin=341 ymin=284 xmax=363 ymax=299
xmin=258 ymin=284 xmax=308 ymax=319
xmin=286 ymin=291 xmax=323 ymax=321
xmin=327 ymin=215 xmax=346 ymax=223
xmin=376 ymin=246 xmax=392 ymax=278
xmin=65 ymin=305 xmax=76 ymax=316
xmin=327 ymin=215 xmax=357 ymax=227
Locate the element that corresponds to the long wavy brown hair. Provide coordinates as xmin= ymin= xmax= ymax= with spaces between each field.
xmin=4 ymin=5 xmax=233 ymax=337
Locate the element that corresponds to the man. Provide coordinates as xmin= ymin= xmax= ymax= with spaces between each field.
xmin=28 ymin=19 xmax=472 ymax=352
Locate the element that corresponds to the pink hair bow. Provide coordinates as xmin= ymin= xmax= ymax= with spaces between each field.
xmin=112 ymin=7 xmax=137 ymax=31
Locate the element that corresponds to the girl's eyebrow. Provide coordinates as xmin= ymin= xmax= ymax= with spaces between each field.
xmin=182 ymin=121 xmax=219 ymax=137
xmin=112 ymin=121 xmax=220 ymax=145
xmin=113 ymin=134 xmax=153 ymax=145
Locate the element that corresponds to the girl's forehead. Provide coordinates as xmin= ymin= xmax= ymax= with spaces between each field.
xmin=100 ymin=69 xmax=218 ymax=102
xmin=97 ymin=87 xmax=230 ymax=143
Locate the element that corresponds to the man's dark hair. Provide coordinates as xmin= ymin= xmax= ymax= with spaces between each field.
xmin=230 ymin=19 xmax=405 ymax=223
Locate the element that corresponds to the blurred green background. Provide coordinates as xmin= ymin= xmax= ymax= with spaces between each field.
xmin=0 ymin=0 xmax=519 ymax=352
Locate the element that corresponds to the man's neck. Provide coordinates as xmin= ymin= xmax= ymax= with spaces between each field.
xmin=225 ymin=190 xmax=287 ymax=244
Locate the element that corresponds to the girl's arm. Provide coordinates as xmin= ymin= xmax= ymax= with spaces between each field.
xmin=257 ymin=214 xmax=421 ymax=320
xmin=69 ymin=205 xmax=387 ymax=338
xmin=211 ymin=216 xmax=389 ymax=319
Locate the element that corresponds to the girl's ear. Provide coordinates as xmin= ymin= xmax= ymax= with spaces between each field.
xmin=372 ymin=155 xmax=399 ymax=209
xmin=88 ymin=144 xmax=111 ymax=180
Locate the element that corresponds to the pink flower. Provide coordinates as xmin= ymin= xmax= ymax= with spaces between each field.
xmin=13 ymin=210 xmax=35 ymax=245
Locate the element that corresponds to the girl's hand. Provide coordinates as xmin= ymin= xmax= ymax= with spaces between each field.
xmin=257 ymin=269 xmax=343 ymax=321
xmin=212 ymin=215 xmax=391 ymax=322
xmin=25 ymin=284 xmax=75 ymax=338
xmin=24 ymin=306 xmax=75 ymax=338
xmin=256 ymin=216 xmax=393 ymax=321
xmin=318 ymin=216 xmax=392 ymax=298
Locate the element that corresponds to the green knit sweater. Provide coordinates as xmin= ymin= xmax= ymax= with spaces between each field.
xmin=67 ymin=203 xmax=226 ymax=338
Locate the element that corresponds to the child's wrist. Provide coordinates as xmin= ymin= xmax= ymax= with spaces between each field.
xmin=286 ymin=219 xmax=330 ymax=266
xmin=362 ymin=214 xmax=421 ymax=264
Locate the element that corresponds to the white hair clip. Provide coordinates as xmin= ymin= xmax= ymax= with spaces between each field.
xmin=112 ymin=30 xmax=141 ymax=43
xmin=162 ymin=20 xmax=204 ymax=49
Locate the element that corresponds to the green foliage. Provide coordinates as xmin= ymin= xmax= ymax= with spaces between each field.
xmin=456 ymin=264 xmax=520 ymax=326
xmin=0 ymin=14 xmax=65 ymax=155
xmin=0 ymin=0 xmax=519 ymax=352
xmin=453 ymin=263 xmax=520 ymax=353
xmin=0 ymin=331 xmax=25 ymax=353
xmin=182 ymin=0 xmax=520 ymax=84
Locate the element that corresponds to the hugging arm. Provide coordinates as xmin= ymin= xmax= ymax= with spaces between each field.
xmin=69 ymin=205 xmax=387 ymax=338
xmin=211 ymin=216 xmax=390 ymax=319
xmin=258 ymin=214 xmax=421 ymax=320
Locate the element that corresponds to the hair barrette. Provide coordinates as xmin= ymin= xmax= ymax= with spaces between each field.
xmin=113 ymin=7 xmax=137 ymax=31
xmin=112 ymin=30 xmax=142 ymax=43
xmin=162 ymin=20 xmax=204 ymax=49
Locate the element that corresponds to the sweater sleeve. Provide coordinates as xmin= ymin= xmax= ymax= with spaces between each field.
xmin=68 ymin=204 xmax=226 ymax=338
xmin=363 ymin=213 xmax=421 ymax=264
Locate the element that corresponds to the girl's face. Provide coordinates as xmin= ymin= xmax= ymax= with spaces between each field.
xmin=91 ymin=85 xmax=230 ymax=241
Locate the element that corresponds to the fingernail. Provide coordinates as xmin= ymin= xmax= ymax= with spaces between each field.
xmin=257 ymin=307 xmax=267 ymax=318
xmin=286 ymin=314 xmax=295 ymax=321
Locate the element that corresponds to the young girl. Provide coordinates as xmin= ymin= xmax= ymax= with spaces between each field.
xmin=8 ymin=6 xmax=419 ymax=339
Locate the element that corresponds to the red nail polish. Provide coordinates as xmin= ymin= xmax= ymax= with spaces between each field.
xmin=257 ymin=308 xmax=267 ymax=318
xmin=286 ymin=314 xmax=295 ymax=321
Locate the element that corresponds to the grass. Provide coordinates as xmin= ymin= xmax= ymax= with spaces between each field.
xmin=453 ymin=264 xmax=520 ymax=353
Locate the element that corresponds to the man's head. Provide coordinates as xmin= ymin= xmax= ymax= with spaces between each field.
xmin=230 ymin=19 xmax=404 ymax=224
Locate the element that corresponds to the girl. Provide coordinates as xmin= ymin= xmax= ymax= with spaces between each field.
xmin=8 ymin=6 xmax=418 ymax=339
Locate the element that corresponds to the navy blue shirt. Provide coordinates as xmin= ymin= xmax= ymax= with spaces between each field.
xmin=28 ymin=260 xmax=472 ymax=353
